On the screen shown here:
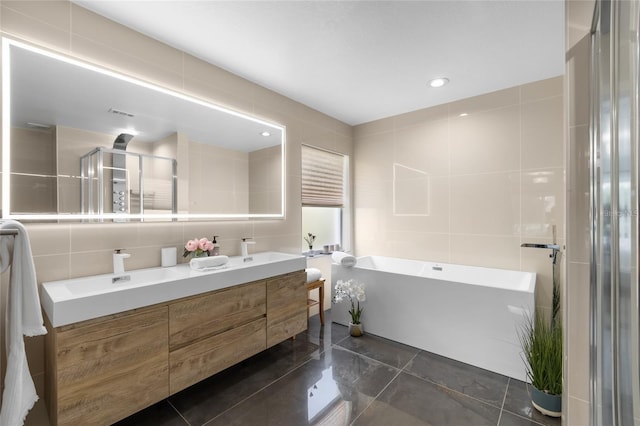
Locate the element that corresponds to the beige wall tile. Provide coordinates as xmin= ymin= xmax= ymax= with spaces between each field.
xmin=450 ymin=172 xmax=520 ymax=236
xmin=69 ymin=223 xmax=140 ymax=252
xmin=521 ymin=96 xmax=564 ymax=169
xmin=448 ymin=86 xmax=520 ymax=117
xmin=254 ymin=178 xmax=301 ymax=239
xmin=70 ymin=4 xmax=182 ymax=75
xmin=568 ymin=125 xmax=590 ymax=263
xmin=566 ymin=261 xmax=590 ymax=402
xmin=394 ymin=104 xmax=449 ymax=130
xmin=521 ymin=168 xmax=565 ymax=238
xmin=387 ymin=232 xmax=450 ymax=263
xmin=566 ymin=34 xmax=590 ymax=128
xmin=33 ymin=253 xmax=70 ymax=283
xmin=137 ymin=222 xmax=183 ymax=248
xmin=1 ymin=5 xmax=71 ymax=52
xmin=388 ymin=175 xmax=449 ymax=234
xmin=183 ymin=77 xmax=254 ymax=116
xmin=3 ymin=1 xmax=70 ymax=32
xmin=334 ymin=120 xmax=353 ymax=139
xmin=353 ymin=116 xmax=395 ymax=138
xmin=450 ymin=105 xmax=520 ymax=174
xmin=450 ymin=235 xmax=521 ymax=270
xmin=354 ymin=130 xmax=394 ymax=184
xmin=70 ymin=35 xmax=183 ymax=93
xmin=520 ymin=76 xmax=563 ymax=102
xmin=67 ymin=249 xmax=110 ymax=277
xmin=394 ymin=119 xmax=449 ymax=176
xmin=27 ymin=224 xmax=70 ymax=256
xmin=354 ymin=183 xmax=391 ymax=256
xmin=183 ymin=53 xmax=255 ymax=100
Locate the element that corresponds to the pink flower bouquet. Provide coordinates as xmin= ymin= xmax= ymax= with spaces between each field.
xmin=183 ymin=237 xmax=214 ymax=258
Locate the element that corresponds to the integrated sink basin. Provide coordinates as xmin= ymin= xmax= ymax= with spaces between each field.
xmin=41 ymin=251 xmax=306 ymax=327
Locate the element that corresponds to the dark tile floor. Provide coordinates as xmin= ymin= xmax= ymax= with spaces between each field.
xmin=114 ymin=311 xmax=561 ymax=426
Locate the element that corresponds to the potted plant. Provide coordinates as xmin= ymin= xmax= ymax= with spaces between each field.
xmin=332 ymin=279 xmax=366 ymax=337
xmin=518 ymin=283 xmax=562 ymax=417
xmin=304 ymin=232 xmax=316 ymax=251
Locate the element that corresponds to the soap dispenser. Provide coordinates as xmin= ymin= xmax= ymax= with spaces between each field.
xmin=211 ymin=235 xmax=220 ymax=256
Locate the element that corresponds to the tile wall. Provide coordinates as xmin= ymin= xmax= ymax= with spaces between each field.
xmin=353 ymin=76 xmax=565 ymax=315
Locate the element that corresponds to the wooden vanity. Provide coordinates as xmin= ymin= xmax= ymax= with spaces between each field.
xmin=44 ymin=270 xmax=307 ymax=425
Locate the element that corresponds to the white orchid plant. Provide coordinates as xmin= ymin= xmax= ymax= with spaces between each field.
xmin=333 ymin=279 xmax=366 ymax=324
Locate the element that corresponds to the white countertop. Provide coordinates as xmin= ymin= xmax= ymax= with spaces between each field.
xmin=41 ymin=251 xmax=306 ymax=327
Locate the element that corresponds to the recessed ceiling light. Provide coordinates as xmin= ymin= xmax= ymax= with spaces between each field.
xmin=261 ymin=131 xmax=271 ymax=137
xmin=429 ymin=78 xmax=449 ymax=88
xmin=459 ymin=113 xmax=468 ymax=117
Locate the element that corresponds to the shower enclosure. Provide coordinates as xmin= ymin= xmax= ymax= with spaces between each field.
xmin=80 ymin=147 xmax=177 ymax=220
xmin=590 ymin=0 xmax=640 ymax=423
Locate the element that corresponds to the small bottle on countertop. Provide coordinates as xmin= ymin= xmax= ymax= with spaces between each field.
xmin=211 ymin=235 xmax=220 ymax=256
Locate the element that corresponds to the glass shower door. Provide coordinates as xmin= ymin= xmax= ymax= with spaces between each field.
xmin=590 ymin=0 xmax=640 ymax=424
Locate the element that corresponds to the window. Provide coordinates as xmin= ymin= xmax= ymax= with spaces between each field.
xmin=301 ymin=145 xmax=349 ymax=253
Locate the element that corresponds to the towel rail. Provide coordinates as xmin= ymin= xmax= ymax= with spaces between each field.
xmin=0 ymin=229 xmax=18 ymax=236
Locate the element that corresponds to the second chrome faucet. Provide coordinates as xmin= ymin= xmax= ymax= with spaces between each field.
xmin=240 ymin=238 xmax=256 ymax=260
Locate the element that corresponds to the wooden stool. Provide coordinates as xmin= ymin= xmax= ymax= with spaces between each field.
xmin=306 ymin=279 xmax=325 ymax=326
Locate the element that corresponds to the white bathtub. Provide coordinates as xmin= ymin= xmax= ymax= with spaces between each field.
xmin=331 ymin=256 xmax=536 ymax=381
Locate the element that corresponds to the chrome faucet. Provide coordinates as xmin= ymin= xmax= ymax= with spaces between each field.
xmin=521 ymin=225 xmax=562 ymax=325
xmin=520 ymin=243 xmax=562 ymax=264
xmin=241 ymin=238 xmax=256 ymax=260
xmin=113 ymin=249 xmax=131 ymax=275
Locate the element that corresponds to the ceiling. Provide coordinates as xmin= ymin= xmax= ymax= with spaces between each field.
xmin=73 ymin=1 xmax=565 ymax=126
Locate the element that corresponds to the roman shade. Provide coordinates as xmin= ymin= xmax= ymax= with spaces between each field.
xmin=301 ymin=145 xmax=344 ymax=207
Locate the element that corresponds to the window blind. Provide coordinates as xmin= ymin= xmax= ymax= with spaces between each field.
xmin=301 ymin=145 xmax=344 ymax=207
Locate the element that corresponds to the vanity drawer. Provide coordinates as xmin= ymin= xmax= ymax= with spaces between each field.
xmin=50 ymin=306 xmax=169 ymax=426
xmin=169 ymin=280 xmax=266 ymax=350
xmin=169 ymin=317 xmax=266 ymax=394
xmin=266 ymin=270 xmax=307 ymax=347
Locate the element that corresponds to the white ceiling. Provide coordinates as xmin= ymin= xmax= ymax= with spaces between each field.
xmin=74 ymin=1 xmax=565 ymax=126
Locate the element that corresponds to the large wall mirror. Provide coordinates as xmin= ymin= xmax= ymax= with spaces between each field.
xmin=2 ymin=38 xmax=285 ymax=222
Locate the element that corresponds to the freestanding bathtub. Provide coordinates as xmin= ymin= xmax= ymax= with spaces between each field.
xmin=331 ymin=256 xmax=536 ymax=382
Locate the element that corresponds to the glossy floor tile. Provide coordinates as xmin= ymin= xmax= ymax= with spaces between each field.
xmin=91 ymin=310 xmax=561 ymax=426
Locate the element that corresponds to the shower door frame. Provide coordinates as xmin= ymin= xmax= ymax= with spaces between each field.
xmin=590 ymin=0 xmax=640 ymax=424
xmin=80 ymin=147 xmax=178 ymax=221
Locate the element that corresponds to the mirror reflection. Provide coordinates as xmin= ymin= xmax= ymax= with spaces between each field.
xmin=4 ymin=38 xmax=285 ymax=221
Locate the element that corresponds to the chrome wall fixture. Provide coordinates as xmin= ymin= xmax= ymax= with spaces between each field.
xmin=590 ymin=0 xmax=640 ymax=424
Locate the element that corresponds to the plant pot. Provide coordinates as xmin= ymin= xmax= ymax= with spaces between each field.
xmin=530 ymin=385 xmax=561 ymax=417
xmin=349 ymin=322 xmax=363 ymax=337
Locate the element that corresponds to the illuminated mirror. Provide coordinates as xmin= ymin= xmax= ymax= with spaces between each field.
xmin=2 ymin=38 xmax=285 ymax=221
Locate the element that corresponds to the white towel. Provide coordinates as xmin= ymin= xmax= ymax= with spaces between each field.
xmin=190 ymin=255 xmax=229 ymax=271
xmin=331 ymin=251 xmax=357 ymax=267
xmin=0 ymin=220 xmax=47 ymax=426
xmin=305 ymin=268 xmax=322 ymax=283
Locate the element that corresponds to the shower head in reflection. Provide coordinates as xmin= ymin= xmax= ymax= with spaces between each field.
xmin=113 ymin=133 xmax=134 ymax=151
